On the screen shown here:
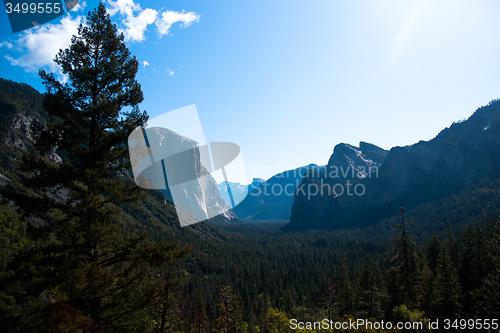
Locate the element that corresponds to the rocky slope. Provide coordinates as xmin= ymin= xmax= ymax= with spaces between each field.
xmin=132 ymin=126 xmax=238 ymax=226
xmin=0 ymin=77 xmax=235 ymax=235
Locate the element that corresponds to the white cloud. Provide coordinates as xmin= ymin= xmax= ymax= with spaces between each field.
xmin=0 ymin=41 xmax=13 ymax=49
xmin=156 ymin=10 xmax=200 ymax=36
xmin=106 ymin=0 xmax=158 ymax=42
xmin=3 ymin=15 xmax=84 ymax=81
xmin=122 ymin=8 xmax=158 ymax=42
xmin=106 ymin=0 xmax=139 ymax=17
xmin=106 ymin=0 xmax=200 ymax=42
xmin=166 ymin=69 xmax=174 ymax=76
xmin=142 ymin=61 xmax=149 ymax=67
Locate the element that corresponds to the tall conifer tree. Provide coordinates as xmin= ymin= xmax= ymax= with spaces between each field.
xmin=335 ymin=262 xmax=352 ymax=316
xmin=216 ymin=286 xmax=243 ymax=333
xmin=1 ymin=3 xmax=189 ymax=332
xmin=386 ymin=208 xmax=420 ymax=309
xmin=354 ymin=261 xmax=385 ymax=319
xmin=431 ymin=247 xmax=462 ymax=318
xmin=477 ymin=217 xmax=500 ymax=316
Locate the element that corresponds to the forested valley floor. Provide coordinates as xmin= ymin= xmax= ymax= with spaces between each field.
xmin=3 ymin=177 xmax=500 ymax=332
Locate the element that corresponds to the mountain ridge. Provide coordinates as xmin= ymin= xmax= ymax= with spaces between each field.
xmin=287 ymin=99 xmax=500 ymax=231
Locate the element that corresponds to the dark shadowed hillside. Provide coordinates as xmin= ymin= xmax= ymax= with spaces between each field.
xmin=0 ymin=77 xmax=230 ymax=242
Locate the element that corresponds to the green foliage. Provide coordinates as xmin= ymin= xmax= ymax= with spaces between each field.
xmin=0 ymin=77 xmax=44 ymax=119
xmin=169 ymin=206 xmax=500 ymax=329
xmin=428 ymin=224 xmax=462 ymax=318
xmin=431 ymin=246 xmax=462 ymax=318
xmin=424 ymin=234 xmax=442 ymax=275
xmin=391 ymin=305 xmax=429 ymax=333
xmin=476 ymin=217 xmax=500 ymax=316
xmin=0 ymin=4 xmax=189 ymax=332
xmin=0 ymin=205 xmax=28 ymax=264
xmin=335 ymin=262 xmax=353 ymax=317
xmin=386 ymin=209 xmax=420 ymax=309
xmin=258 ymin=292 xmax=272 ymax=333
xmin=415 ymin=261 xmax=433 ymax=317
xmin=353 ymin=262 xmax=385 ymax=319
xmin=215 ymin=285 xmax=244 ymax=333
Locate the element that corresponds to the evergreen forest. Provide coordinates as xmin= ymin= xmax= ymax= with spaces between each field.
xmin=1 ymin=3 xmax=499 ymax=333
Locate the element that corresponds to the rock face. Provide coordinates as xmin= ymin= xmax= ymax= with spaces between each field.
xmin=326 ymin=142 xmax=387 ymax=180
xmin=1 ymin=101 xmax=37 ymax=153
xmin=232 ymin=164 xmax=324 ymax=221
xmin=130 ymin=126 xmax=238 ymax=225
xmin=287 ymin=100 xmax=500 ymax=231
xmin=286 ymin=142 xmax=387 ymax=229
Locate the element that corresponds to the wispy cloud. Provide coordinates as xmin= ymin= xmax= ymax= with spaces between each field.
xmin=156 ymin=10 xmax=200 ymax=36
xmin=106 ymin=0 xmax=158 ymax=42
xmin=123 ymin=8 xmax=158 ymax=42
xmin=166 ymin=69 xmax=174 ymax=76
xmin=142 ymin=61 xmax=149 ymax=67
xmin=106 ymin=0 xmax=199 ymax=42
xmin=106 ymin=0 xmax=139 ymax=17
xmin=0 ymin=41 xmax=13 ymax=49
xmin=2 ymin=14 xmax=84 ymax=81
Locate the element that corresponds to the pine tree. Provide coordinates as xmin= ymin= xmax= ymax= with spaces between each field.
xmin=387 ymin=208 xmax=420 ymax=309
xmin=476 ymin=217 xmax=500 ymax=316
xmin=353 ymin=261 xmax=385 ymax=319
xmin=429 ymin=222 xmax=462 ymax=318
xmin=282 ymin=287 xmax=296 ymax=316
xmin=471 ymin=223 xmax=486 ymax=287
xmin=0 ymin=3 xmax=189 ymax=332
xmin=459 ymin=223 xmax=485 ymax=315
xmin=258 ymin=292 xmax=272 ymax=333
xmin=431 ymin=247 xmax=462 ymax=318
xmin=425 ymin=234 xmax=442 ymax=275
xmin=335 ymin=262 xmax=352 ymax=316
xmin=194 ymin=294 xmax=208 ymax=333
xmin=323 ymin=278 xmax=336 ymax=322
xmin=216 ymin=286 xmax=244 ymax=333
xmin=445 ymin=222 xmax=461 ymax=269
xmin=416 ymin=261 xmax=433 ymax=316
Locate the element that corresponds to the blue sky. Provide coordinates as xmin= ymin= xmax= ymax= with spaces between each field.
xmin=1 ymin=0 xmax=500 ymax=184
